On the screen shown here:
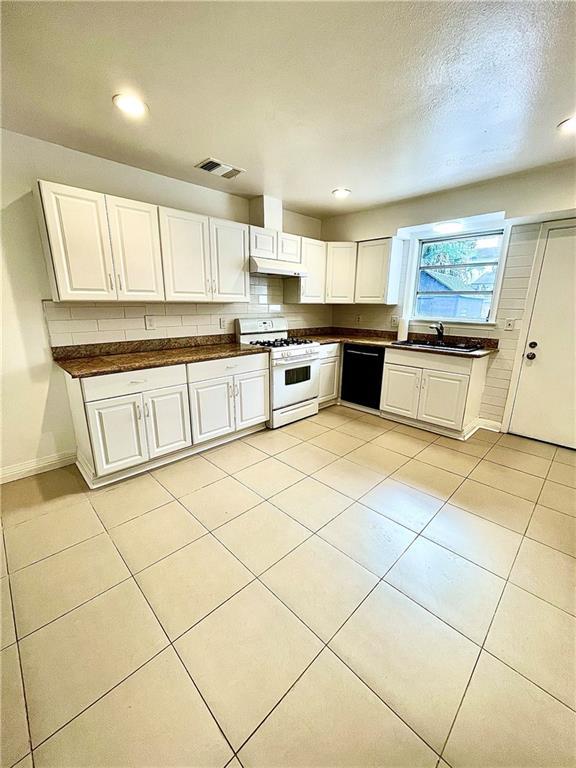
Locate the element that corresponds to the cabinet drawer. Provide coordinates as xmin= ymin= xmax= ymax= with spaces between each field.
xmin=82 ymin=365 xmax=187 ymax=402
xmin=385 ymin=348 xmax=473 ymax=374
xmin=187 ymin=353 xmax=268 ymax=383
xmin=319 ymin=343 xmax=341 ymax=359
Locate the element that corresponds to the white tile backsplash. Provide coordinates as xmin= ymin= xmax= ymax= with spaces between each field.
xmin=44 ymin=276 xmax=332 ymax=346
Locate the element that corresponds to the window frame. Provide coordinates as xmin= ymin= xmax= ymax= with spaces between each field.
xmin=409 ymin=227 xmax=508 ymax=325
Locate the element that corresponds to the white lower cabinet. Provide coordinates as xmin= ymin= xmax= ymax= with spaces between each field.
xmin=380 ymin=348 xmax=487 ymax=436
xmin=86 ymin=393 xmax=149 ymax=476
xmin=380 ymin=364 xmax=422 ymax=418
xmin=189 ymin=368 xmax=270 ymax=444
xmin=319 ymin=358 xmax=340 ymax=403
xmin=189 ymin=376 xmax=236 ymax=444
xmin=143 ymin=384 xmax=192 ymax=458
xmin=417 ymin=369 xmax=469 ymax=430
xmin=87 ymin=383 xmax=193 ymax=476
xmin=234 ymin=369 xmax=270 ymax=429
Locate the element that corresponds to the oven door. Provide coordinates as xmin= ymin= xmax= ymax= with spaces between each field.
xmin=272 ymin=356 xmax=320 ymax=409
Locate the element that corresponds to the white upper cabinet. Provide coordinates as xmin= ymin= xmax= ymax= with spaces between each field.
xmin=301 ymin=237 xmax=327 ymax=302
xmin=355 ymin=238 xmax=402 ymax=304
xmin=159 ymin=207 xmax=211 ymax=302
xmin=326 ymin=242 xmax=357 ymax=303
xmin=38 ymin=181 xmax=117 ymax=301
xmin=209 ymin=218 xmax=250 ymax=302
xmin=278 ymin=233 xmax=301 ymax=263
xmin=249 ymin=226 xmax=277 ymax=259
xmin=106 ymin=195 xmax=165 ymax=301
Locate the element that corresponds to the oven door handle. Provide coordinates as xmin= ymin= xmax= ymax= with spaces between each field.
xmin=273 ymin=355 xmax=320 ymax=366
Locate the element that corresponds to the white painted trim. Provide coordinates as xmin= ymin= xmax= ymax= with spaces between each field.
xmin=0 ymin=451 xmax=77 ymax=484
xmin=501 ymin=217 xmax=576 ymax=433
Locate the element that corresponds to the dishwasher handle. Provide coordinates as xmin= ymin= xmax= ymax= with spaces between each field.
xmin=345 ymin=349 xmax=380 ymax=357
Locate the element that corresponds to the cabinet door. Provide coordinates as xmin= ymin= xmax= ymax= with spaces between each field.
xmin=319 ymin=357 xmax=340 ymax=403
xmin=380 ymin=364 xmax=421 ymax=418
xmin=278 ymin=233 xmax=301 ymax=263
xmin=209 ymin=218 xmax=250 ymax=302
xmin=143 ymin=384 xmax=192 ymax=459
xmin=234 ymin=369 xmax=270 ymax=430
xmin=189 ymin=376 xmax=235 ymax=444
xmin=106 ymin=195 xmax=165 ymax=301
xmin=301 ymin=238 xmax=327 ymax=303
xmin=354 ymin=239 xmax=389 ymax=303
xmin=249 ymin=226 xmax=277 ymax=259
xmin=326 ymin=242 xmax=357 ymax=303
xmin=159 ymin=207 xmax=211 ymax=301
xmin=418 ymin=370 xmax=469 ymax=430
xmin=39 ymin=181 xmax=117 ymax=301
xmin=86 ymin=394 xmax=148 ymax=476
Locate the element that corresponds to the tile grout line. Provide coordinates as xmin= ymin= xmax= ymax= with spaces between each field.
xmin=2 ymin=528 xmax=35 ymax=768
xmin=435 ymin=438 xmax=562 ymax=762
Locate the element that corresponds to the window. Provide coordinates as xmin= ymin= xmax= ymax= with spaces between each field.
xmin=413 ymin=231 xmax=504 ymax=322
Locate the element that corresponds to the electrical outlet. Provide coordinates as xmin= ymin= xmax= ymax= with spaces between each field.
xmin=355 ymin=314 xmax=362 ymax=325
xmin=219 ymin=318 xmax=227 ymax=330
xmin=391 ymin=315 xmax=399 ymax=328
xmin=505 ymin=318 xmax=515 ymax=331
xmin=145 ymin=315 xmax=155 ymax=330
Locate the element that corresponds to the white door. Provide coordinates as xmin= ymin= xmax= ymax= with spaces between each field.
xmin=86 ymin=394 xmax=148 ymax=476
xmin=509 ymin=221 xmax=576 ymax=448
xmin=301 ymin=238 xmax=327 ymax=303
xmin=106 ymin=195 xmax=165 ymax=301
xmin=189 ymin=376 xmax=235 ymax=444
xmin=326 ymin=242 xmax=357 ymax=303
xmin=380 ymin=364 xmax=422 ymax=418
xmin=319 ymin=357 xmax=340 ymax=403
xmin=143 ymin=385 xmax=192 ymax=459
xmin=159 ymin=207 xmax=211 ymax=302
xmin=234 ymin=369 xmax=270 ymax=429
xmin=249 ymin=226 xmax=277 ymax=259
xmin=278 ymin=233 xmax=301 ymax=263
xmin=418 ymin=369 xmax=469 ymax=430
xmin=38 ymin=181 xmax=117 ymax=301
xmin=209 ymin=218 xmax=250 ymax=302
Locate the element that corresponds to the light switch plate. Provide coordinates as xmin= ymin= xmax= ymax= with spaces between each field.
xmin=391 ymin=315 xmax=399 ymax=327
xmin=504 ymin=318 xmax=515 ymax=331
xmin=145 ymin=316 xmax=156 ymax=330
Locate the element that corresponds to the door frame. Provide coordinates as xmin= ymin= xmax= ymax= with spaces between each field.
xmin=502 ymin=218 xmax=575 ymax=433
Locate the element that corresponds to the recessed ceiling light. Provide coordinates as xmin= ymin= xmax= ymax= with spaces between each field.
xmin=433 ymin=221 xmax=464 ymax=235
xmin=332 ymin=188 xmax=351 ymax=199
xmin=112 ymin=93 xmax=148 ymax=118
xmin=557 ymin=116 xmax=576 ymax=135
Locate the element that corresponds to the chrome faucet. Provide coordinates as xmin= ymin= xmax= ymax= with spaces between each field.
xmin=429 ymin=322 xmax=445 ymax=343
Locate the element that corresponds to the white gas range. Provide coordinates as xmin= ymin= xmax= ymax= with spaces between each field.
xmin=236 ymin=317 xmax=321 ymax=428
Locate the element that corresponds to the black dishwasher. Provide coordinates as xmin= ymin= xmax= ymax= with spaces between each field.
xmin=340 ymin=343 xmax=386 ymax=410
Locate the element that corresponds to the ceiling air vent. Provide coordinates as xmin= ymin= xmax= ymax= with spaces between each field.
xmin=195 ymin=157 xmax=245 ymax=179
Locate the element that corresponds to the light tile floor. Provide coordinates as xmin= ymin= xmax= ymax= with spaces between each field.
xmin=2 ymin=407 xmax=575 ymax=768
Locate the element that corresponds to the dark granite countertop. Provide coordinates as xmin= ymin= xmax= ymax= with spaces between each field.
xmin=56 ymin=343 xmax=269 ymax=378
xmin=296 ymin=334 xmax=496 ymax=358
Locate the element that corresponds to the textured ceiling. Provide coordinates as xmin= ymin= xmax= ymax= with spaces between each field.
xmin=2 ymin=1 xmax=575 ymax=216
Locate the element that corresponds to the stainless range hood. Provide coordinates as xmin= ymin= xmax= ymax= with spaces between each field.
xmin=249 ymin=256 xmax=308 ymax=277
xmin=248 ymin=195 xmax=308 ymax=278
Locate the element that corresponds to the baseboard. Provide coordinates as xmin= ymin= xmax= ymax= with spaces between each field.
xmin=477 ymin=418 xmax=503 ymax=433
xmin=0 ymin=451 xmax=77 ymax=484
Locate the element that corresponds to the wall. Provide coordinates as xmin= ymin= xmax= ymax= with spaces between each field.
xmin=322 ymin=161 xmax=576 ymax=241
xmin=333 ymin=222 xmax=542 ymax=425
xmin=1 ymin=129 xmax=326 ymax=481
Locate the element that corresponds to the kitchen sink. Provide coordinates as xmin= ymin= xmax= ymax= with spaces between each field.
xmin=392 ymin=339 xmax=484 ymax=353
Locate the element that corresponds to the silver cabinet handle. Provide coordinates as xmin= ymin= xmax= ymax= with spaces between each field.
xmin=228 ymin=383 xmax=233 ymax=398
xmin=129 ymin=379 xmax=146 ymax=384
xmin=108 ymin=273 xmax=114 ymax=291
xmin=206 ymin=278 xmax=211 ymax=294
xmin=136 ymin=404 xmax=142 ymax=420
xmin=212 ymin=279 xmax=216 ymax=294
xmin=144 ymin=402 xmax=150 ymax=417
xmin=234 ymin=384 xmax=239 ymax=396
xmin=117 ymin=273 xmax=123 ymax=291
